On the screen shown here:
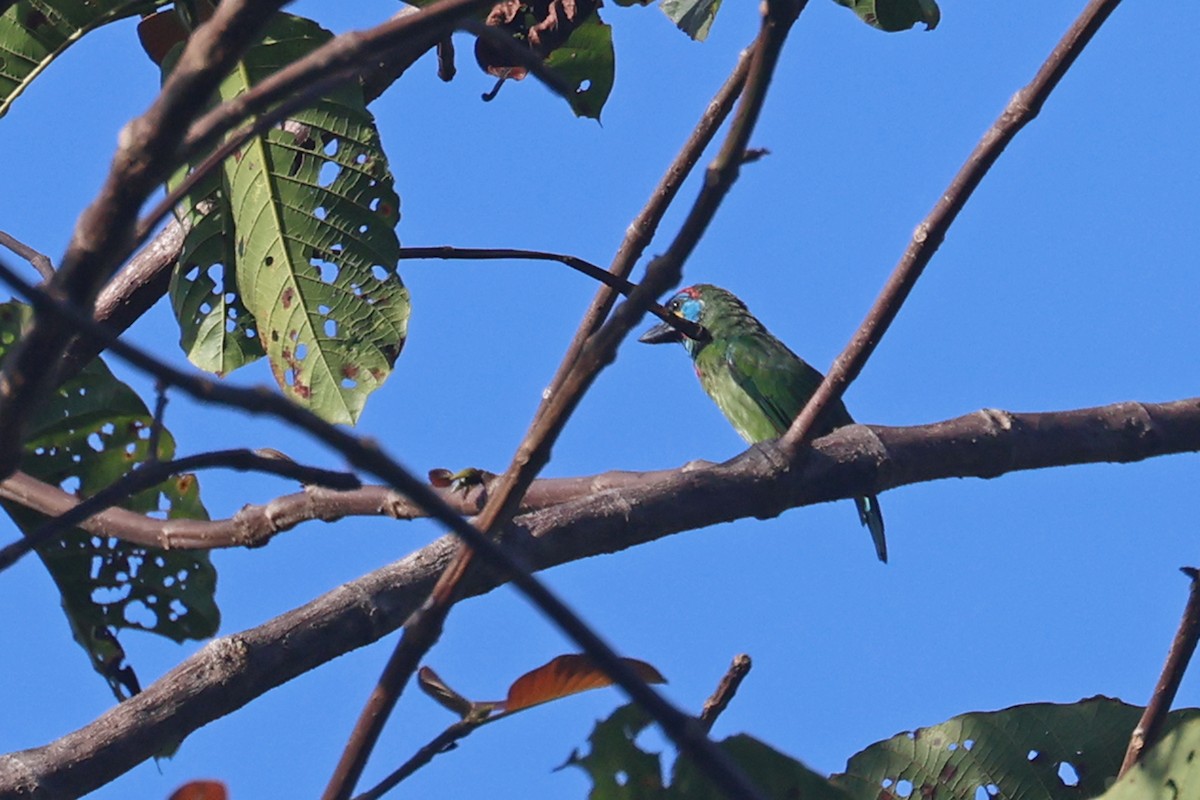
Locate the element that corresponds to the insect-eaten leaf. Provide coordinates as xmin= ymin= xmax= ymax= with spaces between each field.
xmin=833 ymin=697 xmax=1200 ymax=800
xmin=163 ymin=12 xmax=409 ymax=424
xmin=473 ymin=1 xmax=614 ymax=119
xmin=832 ymin=0 xmax=940 ymax=32
xmin=0 ymin=302 xmax=216 ymax=701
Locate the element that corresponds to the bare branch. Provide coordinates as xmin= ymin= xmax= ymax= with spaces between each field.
xmin=1119 ymin=567 xmax=1200 ymax=776
xmin=0 ymin=230 xmax=54 ymax=283
xmin=0 ymin=0 xmax=292 ymax=476
xmin=352 ymin=718 xmax=481 ymax=800
xmin=56 ymin=219 xmax=188 ymax=384
xmin=325 ymin=5 xmax=807 ymax=798
xmin=398 ymin=246 xmax=706 ymax=339
xmin=779 ymin=0 xmax=1126 ymax=457
xmin=4 ymin=395 xmax=1198 ymax=797
xmin=0 ymin=450 xmax=360 ymax=572
xmin=700 ymin=655 xmax=753 ymax=732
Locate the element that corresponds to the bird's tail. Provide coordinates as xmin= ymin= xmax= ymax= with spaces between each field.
xmin=854 ymin=495 xmax=887 ymax=563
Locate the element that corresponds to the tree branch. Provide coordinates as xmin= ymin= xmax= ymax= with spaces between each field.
xmin=1119 ymin=566 xmax=1200 ymax=776
xmin=780 ymin=0 xmax=1125 ymax=457
xmin=0 ymin=450 xmax=359 ymax=572
xmin=3 ymin=395 xmax=1196 ymax=797
xmin=324 ymin=5 xmax=807 ymax=798
xmin=0 ymin=230 xmax=54 ymax=283
xmin=0 ymin=0 xmax=292 ymax=476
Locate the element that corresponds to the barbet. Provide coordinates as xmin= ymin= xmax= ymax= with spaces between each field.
xmin=639 ymin=284 xmax=887 ymax=562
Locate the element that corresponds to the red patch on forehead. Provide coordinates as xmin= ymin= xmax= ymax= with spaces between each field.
xmin=680 ymin=286 xmax=701 ymax=298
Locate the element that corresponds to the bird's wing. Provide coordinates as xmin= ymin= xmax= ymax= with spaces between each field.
xmin=722 ymin=334 xmax=853 ymax=437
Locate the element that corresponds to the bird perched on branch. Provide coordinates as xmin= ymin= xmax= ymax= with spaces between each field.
xmin=639 ymin=284 xmax=887 ymax=563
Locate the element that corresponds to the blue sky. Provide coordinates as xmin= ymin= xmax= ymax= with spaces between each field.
xmin=0 ymin=2 xmax=1198 ymax=798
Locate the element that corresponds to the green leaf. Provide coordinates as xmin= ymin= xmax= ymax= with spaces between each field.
xmin=832 ymin=0 xmax=940 ymax=32
xmin=559 ymin=703 xmax=665 ymax=799
xmin=565 ymin=702 xmax=848 ymax=799
xmin=544 ymin=10 xmax=614 ymax=120
xmin=660 ymin=0 xmax=723 ymax=41
xmin=170 ymin=182 xmax=266 ymax=376
xmin=834 ymin=697 xmax=1200 ymax=800
xmin=0 ymin=0 xmax=166 ymax=117
xmin=0 ymin=302 xmax=216 ymax=700
xmin=1097 ymin=712 xmax=1200 ymax=799
xmin=673 ymin=734 xmax=851 ymax=800
xmin=170 ymin=13 xmax=408 ymax=424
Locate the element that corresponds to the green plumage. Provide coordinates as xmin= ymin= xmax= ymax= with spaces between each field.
xmin=640 ymin=284 xmax=887 ymax=563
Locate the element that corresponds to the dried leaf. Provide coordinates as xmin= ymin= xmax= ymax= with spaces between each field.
xmin=418 ymin=665 xmax=478 ymax=718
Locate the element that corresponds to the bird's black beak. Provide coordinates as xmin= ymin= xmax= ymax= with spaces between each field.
xmin=638 ymin=318 xmax=684 ymax=345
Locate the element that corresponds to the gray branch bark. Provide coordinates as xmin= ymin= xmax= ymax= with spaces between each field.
xmin=1 ymin=396 xmax=1197 ymax=798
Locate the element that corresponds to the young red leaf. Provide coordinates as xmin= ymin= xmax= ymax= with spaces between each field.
xmin=136 ymin=11 xmax=189 ymax=67
xmin=168 ymin=780 xmax=228 ymax=800
xmin=504 ymin=654 xmax=666 ymax=714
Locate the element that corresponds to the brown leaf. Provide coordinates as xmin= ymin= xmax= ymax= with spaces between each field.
xmin=417 ymin=665 xmax=476 ymax=718
xmin=474 ymin=0 xmax=600 ymax=80
xmin=168 ymin=780 xmax=228 ymax=800
xmin=504 ymin=654 xmax=667 ymax=714
xmin=136 ymin=11 xmax=188 ymax=66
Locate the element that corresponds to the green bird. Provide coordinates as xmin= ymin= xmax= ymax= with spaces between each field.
xmin=639 ymin=284 xmax=887 ymax=563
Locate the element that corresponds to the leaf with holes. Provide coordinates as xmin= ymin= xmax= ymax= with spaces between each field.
xmin=559 ymin=703 xmax=665 ymax=797
xmin=168 ymin=159 xmax=266 ymax=375
xmin=0 ymin=302 xmax=216 ymax=700
xmin=833 ymin=697 xmax=1200 ymax=800
xmin=0 ymin=0 xmax=166 ymax=117
xmin=832 ymin=0 xmax=940 ymax=32
xmin=543 ymin=9 xmax=614 ymax=120
xmin=659 ymin=0 xmax=723 ymax=41
xmin=169 ymin=12 xmax=407 ymax=424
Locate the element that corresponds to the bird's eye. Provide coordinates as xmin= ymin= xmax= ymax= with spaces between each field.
xmin=668 ymin=298 xmax=681 ymax=312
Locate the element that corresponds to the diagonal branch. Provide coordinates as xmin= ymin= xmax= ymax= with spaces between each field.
xmin=3 ymin=395 xmax=1198 ymax=798
xmin=1119 ymin=566 xmax=1200 ymax=776
xmin=324 ymin=4 xmax=808 ymax=798
xmin=779 ymin=0 xmax=1126 ymax=457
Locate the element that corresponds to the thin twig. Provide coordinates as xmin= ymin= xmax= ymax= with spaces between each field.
xmin=324 ymin=5 xmax=805 ymax=799
xmin=0 ymin=231 xmax=54 ymax=283
xmin=778 ymin=0 xmax=1126 ymax=458
xmin=1119 ymin=567 xmax=1200 ymax=776
xmin=398 ymin=246 xmax=705 ymax=339
xmin=700 ymin=655 xmax=752 ymax=732
xmin=4 ymin=395 xmax=1200 ymax=797
xmin=0 ymin=449 xmax=359 ymax=572
xmin=137 ymin=0 xmax=493 ymax=247
xmin=0 ymin=234 xmax=751 ymax=800
xmin=352 ymin=719 xmax=481 ymax=800
xmin=0 ymin=0 xmax=291 ymax=477
xmin=535 ymin=41 xmax=752 ymax=394
xmin=146 ymin=381 xmax=170 ymax=464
